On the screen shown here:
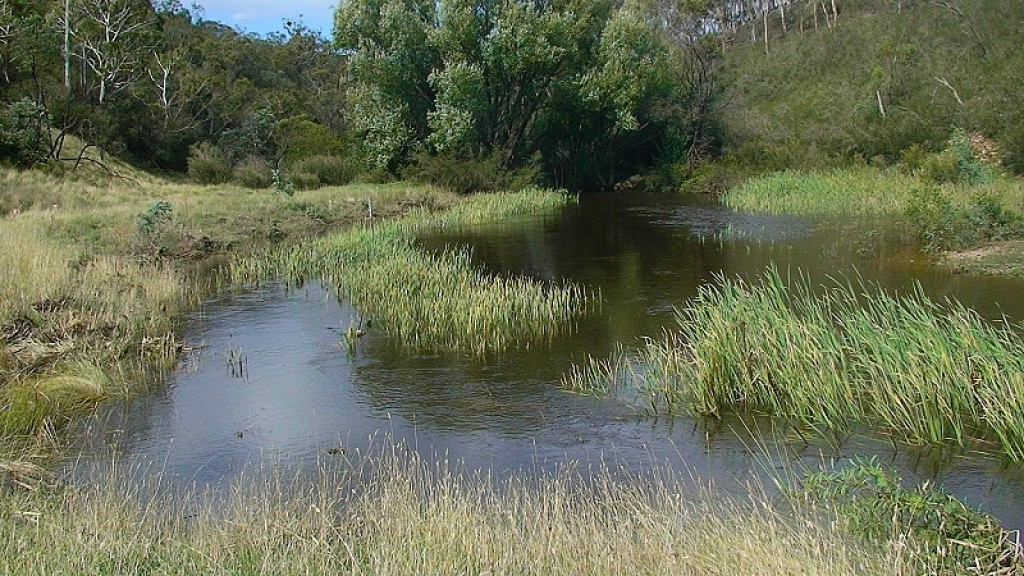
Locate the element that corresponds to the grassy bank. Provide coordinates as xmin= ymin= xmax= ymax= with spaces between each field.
xmin=722 ymin=166 xmax=1024 ymax=275
xmin=567 ymin=267 xmax=1024 ymax=461
xmin=719 ymin=0 xmax=1024 ymax=172
xmin=0 ymin=447 xmax=905 ymax=575
xmin=234 ymin=189 xmax=595 ymax=356
xmin=0 ymin=168 xmax=459 ymax=456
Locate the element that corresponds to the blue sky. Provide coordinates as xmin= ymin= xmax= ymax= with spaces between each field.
xmin=192 ymin=0 xmax=337 ymax=37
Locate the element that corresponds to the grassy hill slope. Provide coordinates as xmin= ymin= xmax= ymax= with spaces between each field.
xmin=718 ymin=0 xmax=1024 ymax=172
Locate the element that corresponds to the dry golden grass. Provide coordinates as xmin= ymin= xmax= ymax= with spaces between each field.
xmin=0 ymin=448 xmax=902 ymax=575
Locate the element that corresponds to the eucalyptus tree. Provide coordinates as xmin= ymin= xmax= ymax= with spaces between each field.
xmin=63 ymin=0 xmax=157 ymax=104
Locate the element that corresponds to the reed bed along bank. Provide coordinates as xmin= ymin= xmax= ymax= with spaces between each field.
xmin=720 ymin=169 xmax=920 ymax=217
xmin=234 ymin=189 xmax=596 ymax=356
xmin=566 ymin=267 xmax=1024 ymax=461
xmin=721 ymin=168 xmax=1024 ymax=277
xmin=0 ymin=447 xmax=902 ymax=575
xmin=721 ymin=167 xmax=1024 ymax=220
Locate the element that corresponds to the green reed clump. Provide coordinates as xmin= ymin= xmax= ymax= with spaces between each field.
xmin=234 ymin=189 xmax=595 ymax=356
xmin=571 ymin=267 xmax=1024 ymax=460
xmin=721 ymin=168 xmax=919 ymax=217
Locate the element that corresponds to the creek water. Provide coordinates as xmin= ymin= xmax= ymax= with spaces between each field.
xmin=73 ymin=193 xmax=1024 ymax=529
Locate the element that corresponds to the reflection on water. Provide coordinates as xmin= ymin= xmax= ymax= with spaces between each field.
xmin=73 ymin=193 xmax=1024 ymax=529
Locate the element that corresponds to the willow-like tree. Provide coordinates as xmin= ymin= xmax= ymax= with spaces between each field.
xmin=335 ymin=0 xmax=679 ymax=188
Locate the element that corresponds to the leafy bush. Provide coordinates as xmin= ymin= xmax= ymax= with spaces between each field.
xmin=290 ymin=155 xmax=356 ymax=187
xmin=277 ymin=116 xmax=346 ymax=166
xmin=906 ymin=187 xmax=1024 ymax=251
xmin=916 ymin=149 xmax=962 ymax=184
xmin=966 ymin=193 xmax=1024 ymax=239
xmin=186 ymin=142 xmax=232 ymax=184
xmin=0 ymin=99 xmax=51 ymax=168
xmin=272 ymin=169 xmax=294 ymax=196
xmin=232 ymin=156 xmax=274 ymax=189
xmin=289 ymin=171 xmax=320 ymax=190
xmin=901 ymin=129 xmax=999 ymax=185
xmin=137 ymin=201 xmax=173 ymax=235
xmin=949 ymin=128 xmax=996 ymax=185
xmin=801 ymin=459 xmax=1022 ymax=575
xmin=405 ymin=150 xmax=540 ymax=194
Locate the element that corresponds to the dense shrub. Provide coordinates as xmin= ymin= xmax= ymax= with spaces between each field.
xmin=405 ymin=150 xmax=540 ymax=194
xmin=289 ymin=171 xmax=321 ymax=190
xmin=906 ymin=188 xmax=1024 ymax=251
xmin=901 ymin=129 xmax=998 ymax=185
xmin=290 ymin=155 xmax=356 ymax=187
xmin=278 ymin=116 xmax=346 ymax=166
xmin=0 ymin=99 xmax=51 ymax=168
xmin=915 ymin=150 xmax=961 ymax=184
xmin=186 ymin=142 xmax=232 ymax=184
xmin=232 ymin=156 xmax=274 ymax=189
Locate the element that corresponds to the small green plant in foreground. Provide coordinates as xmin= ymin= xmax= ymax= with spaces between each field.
xmin=136 ymin=200 xmax=173 ymax=235
xmin=801 ymin=458 xmax=1023 ymax=575
xmin=234 ymin=189 xmax=596 ymax=355
xmin=567 ymin=266 xmax=1024 ymax=461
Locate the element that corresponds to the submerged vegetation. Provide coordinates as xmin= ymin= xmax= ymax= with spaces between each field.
xmin=235 ymin=189 xmax=595 ymax=356
xmin=567 ymin=266 xmax=1024 ymax=461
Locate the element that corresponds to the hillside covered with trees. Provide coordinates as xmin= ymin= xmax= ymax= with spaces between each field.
xmin=1 ymin=0 xmax=1023 ymax=192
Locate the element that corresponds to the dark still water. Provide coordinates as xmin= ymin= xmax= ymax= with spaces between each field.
xmin=73 ymin=193 xmax=1024 ymax=529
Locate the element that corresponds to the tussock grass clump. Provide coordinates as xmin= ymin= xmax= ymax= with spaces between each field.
xmin=571 ymin=267 xmax=1024 ymax=461
xmin=235 ymin=189 xmax=594 ymax=355
xmin=0 ymin=449 xmax=899 ymax=575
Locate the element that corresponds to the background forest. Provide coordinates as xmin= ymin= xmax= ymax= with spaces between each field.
xmin=1 ymin=0 xmax=1022 ymax=193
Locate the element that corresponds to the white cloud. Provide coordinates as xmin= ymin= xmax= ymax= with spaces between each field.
xmin=193 ymin=0 xmax=337 ymax=35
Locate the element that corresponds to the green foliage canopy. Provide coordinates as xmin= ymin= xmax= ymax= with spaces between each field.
xmin=335 ymin=0 xmax=679 ymax=188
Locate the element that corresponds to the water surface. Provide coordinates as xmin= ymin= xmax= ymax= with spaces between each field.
xmin=75 ymin=193 xmax=1024 ymax=529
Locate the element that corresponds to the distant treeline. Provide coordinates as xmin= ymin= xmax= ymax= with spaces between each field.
xmin=1 ymin=0 xmax=1022 ymax=190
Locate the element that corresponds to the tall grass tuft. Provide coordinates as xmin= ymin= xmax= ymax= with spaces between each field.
xmin=234 ymin=189 xmax=595 ymax=356
xmin=571 ymin=266 xmax=1024 ymax=461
